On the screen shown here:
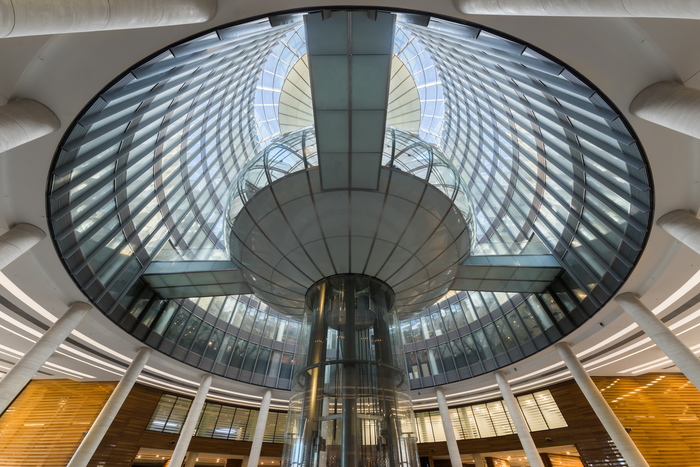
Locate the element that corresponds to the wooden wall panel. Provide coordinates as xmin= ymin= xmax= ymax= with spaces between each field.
xmin=0 ymin=380 xmax=115 ymax=467
xmin=593 ymin=374 xmax=700 ymax=467
xmin=542 ymin=453 xmax=584 ymax=467
xmin=89 ymin=383 xmax=279 ymax=465
xmin=88 ymin=383 xmax=163 ymax=467
xmin=4 ymin=375 xmax=697 ymax=467
xmin=138 ymin=430 xmax=255 ymax=456
xmin=420 ymin=380 xmax=625 ymax=466
xmin=419 ymin=375 xmax=700 ymax=467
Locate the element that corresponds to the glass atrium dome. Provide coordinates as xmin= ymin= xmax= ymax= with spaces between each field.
xmin=47 ymin=9 xmax=652 ymax=390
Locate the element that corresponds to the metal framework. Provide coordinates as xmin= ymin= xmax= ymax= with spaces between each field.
xmin=47 ymin=10 xmax=652 ymax=390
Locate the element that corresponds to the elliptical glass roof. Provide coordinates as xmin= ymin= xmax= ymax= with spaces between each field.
xmin=47 ymin=9 xmax=652 ymax=390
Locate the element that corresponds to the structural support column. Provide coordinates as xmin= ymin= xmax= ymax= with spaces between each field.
xmin=67 ymin=347 xmax=152 ymax=467
xmin=246 ymin=390 xmax=272 ymax=467
xmin=436 ymin=388 xmax=462 ymax=467
xmin=616 ymin=293 xmax=700 ymax=390
xmin=494 ymin=371 xmax=545 ymax=467
xmin=630 ymin=82 xmax=700 ymax=139
xmin=472 ymin=453 xmax=485 ymax=467
xmin=452 ymin=0 xmax=700 ymax=18
xmin=0 ymin=0 xmax=217 ymax=38
xmin=184 ymin=452 xmax=199 ymax=467
xmin=0 ymin=301 xmax=91 ymax=414
xmin=169 ymin=374 xmax=213 ymax=467
xmin=555 ymin=342 xmax=649 ymax=467
xmin=0 ymin=223 xmax=46 ymax=270
xmin=657 ymin=210 xmax=700 ymax=255
xmin=0 ymin=100 xmax=60 ymax=153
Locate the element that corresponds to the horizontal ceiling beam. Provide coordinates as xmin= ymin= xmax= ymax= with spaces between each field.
xmin=451 ymin=255 xmax=561 ymax=293
xmin=306 ymin=10 xmax=395 ymax=190
xmin=142 ymin=261 xmax=252 ymax=298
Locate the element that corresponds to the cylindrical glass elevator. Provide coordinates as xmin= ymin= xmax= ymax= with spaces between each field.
xmin=282 ymin=275 xmax=419 ymax=467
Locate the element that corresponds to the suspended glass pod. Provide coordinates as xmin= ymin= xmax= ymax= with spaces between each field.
xmin=226 ymin=126 xmax=474 ymax=231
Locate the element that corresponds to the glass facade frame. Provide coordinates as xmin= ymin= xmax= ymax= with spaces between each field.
xmin=47 ymin=9 xmax=652 ymax=390
xmin=414 ymin=389 xmax=567 ymax=443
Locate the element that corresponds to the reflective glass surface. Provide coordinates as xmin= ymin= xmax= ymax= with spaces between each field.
xmin=146 ymin=388 xmax=564 ymax=444
xmin=47 ymin=10 xmax=652 ymax=389
xmin=147 ymin=393 xmax=287 ymax=442
xmin=415 ymin=389 xmax=566 ymax=442
xmin=226 ymin=126 xmax=474 ymax=252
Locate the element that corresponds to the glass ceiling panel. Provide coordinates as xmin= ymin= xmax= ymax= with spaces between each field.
xmin=47 ymin=9 xmax=652 ymax=389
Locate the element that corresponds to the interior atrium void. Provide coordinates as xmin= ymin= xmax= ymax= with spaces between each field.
xmin=47 ymin=9 xmax=651 ymax=392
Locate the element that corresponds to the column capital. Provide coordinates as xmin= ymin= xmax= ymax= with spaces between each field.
xmin=0 ymin=100 xmax=60 ymax=153
xmin=8 ymin=222 xmax=46 ymax=237
xmin=199 ymin=373 xmax=213 ymax=387
xmin=67 ymin=301 xmax=93 ymax=314
xmin=0 ymin=223 xmax=46 ymax=270
xmin=656 ymin=210 xmax=700 ymax=255
xmin=615 ymin=292 xmax=641 ymax=306
xmin=553 ymin=340 xmax=572 ymax=351
xmin=657 ymin=209 xmax=697 ymax=227
xmin=630 ymin=82 xmax=700 ymax=139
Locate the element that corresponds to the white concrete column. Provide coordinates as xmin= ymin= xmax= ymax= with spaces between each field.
xmin=170 ymin=374 xmax=213 ymax=467
xmin=630 ymin=82 xmax=700 ymax=139
xmin=616 ymin=293 xmax=700 ymax=390
xmin=435 ymin=388 xmax=462 ymax=467
xmin=184 ymin=452 xmax=199 ymax=467
xmin=0 ymin=301 xmax=91 ymax=414
xmin=555 ymin=342 xmax=649 ymax=467
xmin=67 ymin=347 xmax=152 ymax=467
xmin=246 ymin=389 xmax=272 ymax=467
xmin=494 ymin=371 xmax=544 ymax=467
xmin=452 ymin=0 xmax=700 ymax=18
xmin=0 ymin=0 xmax=218 ymax=38
xmin=0 ymin=100 xmax=60 ymax=153
xmin=0 ymin=223 xmax=46 ymax=270
xmin=472 ymin=452 xmax=485 ymax=467
xmin=657 ymin=210 xmax=700 ymax=255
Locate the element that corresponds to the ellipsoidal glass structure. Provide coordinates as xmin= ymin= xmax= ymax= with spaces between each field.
xmin=47 ymin=8 xmax=653 ymax=393
xmin=282 ymin=275 xmax=419 ymax=467
xmin=225 ymin=126 xmax=475 ymax=318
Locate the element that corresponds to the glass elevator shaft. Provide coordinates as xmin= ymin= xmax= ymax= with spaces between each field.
xmin=281 ymin=275 xmax=419 ymax=467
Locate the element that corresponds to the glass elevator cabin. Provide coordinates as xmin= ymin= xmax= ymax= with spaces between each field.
xmin=283 ymin=275 xmax=418 ymax=467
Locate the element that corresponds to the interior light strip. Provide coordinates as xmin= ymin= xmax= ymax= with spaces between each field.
xmin=577 ymin=269 xmax=700 ymax=359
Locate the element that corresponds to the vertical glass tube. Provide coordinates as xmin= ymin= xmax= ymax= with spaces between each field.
xmin=282 ymin=275 xmax=419 ymax=467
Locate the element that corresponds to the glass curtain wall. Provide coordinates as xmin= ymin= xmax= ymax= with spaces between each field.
xmin=47 ymin=10 xmax=652 ymax=389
